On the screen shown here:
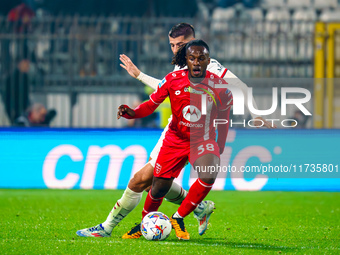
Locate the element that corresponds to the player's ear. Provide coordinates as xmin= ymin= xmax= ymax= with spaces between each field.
xmin=208 ymin=57 xmax=210 ymax=64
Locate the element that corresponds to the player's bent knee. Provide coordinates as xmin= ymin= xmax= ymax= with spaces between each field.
xmin=151 ymin=187 xmax=169 ymax=198
xmin=128 ymin=174 xmax=150 ymax=192
xmin=151 ymin=177 xmax=173 ymax=198
xmin=151 ymin=183 xmax=170 ymax=198
xmin=128 ymin=163 xmax=154 ymax=192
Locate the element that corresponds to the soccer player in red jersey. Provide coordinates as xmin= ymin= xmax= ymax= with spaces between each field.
xmin=118 ymin=40 xmax=232 ymax=240
xmin=76 ymin=23 xmax=274 ymax=240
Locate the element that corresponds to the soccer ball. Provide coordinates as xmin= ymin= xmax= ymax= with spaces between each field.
xmin=141 ymin=212 xmax=172 ymax=241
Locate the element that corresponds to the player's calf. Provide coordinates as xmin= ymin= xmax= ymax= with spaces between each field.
xmin=101 ymin=187 xmax=143 ymax=233
xmin=164 ymin=181 xmax=188 ymax=205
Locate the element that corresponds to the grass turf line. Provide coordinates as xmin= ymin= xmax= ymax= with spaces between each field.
xmin=0 ymin=189 xmax=339 ymax=254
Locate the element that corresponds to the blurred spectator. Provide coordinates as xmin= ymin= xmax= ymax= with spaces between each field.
xmin=14 ymin=103 xmax=57 ymax=127
xmin=0 ymin=3 xmax=35 ymax=77
xmin=8 ymin=3 xmax=35 ymax=33
xmin=2 ymin=59 xmax=31 ymax=124
xmin=8 ymin=3 xmax=35 ymax=22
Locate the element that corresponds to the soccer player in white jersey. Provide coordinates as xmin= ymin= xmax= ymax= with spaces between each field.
xmin=76 ymin=23 xmax=275 ymax=239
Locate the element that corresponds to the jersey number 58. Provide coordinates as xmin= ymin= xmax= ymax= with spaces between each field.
xmin=197 ymin=143 xmax=215 ymax=155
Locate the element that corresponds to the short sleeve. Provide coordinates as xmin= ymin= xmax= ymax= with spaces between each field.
xmin=150 ymin=75 xmax=171 ymax=105
xmin=208 ymin=58 xmax=228 ymax=78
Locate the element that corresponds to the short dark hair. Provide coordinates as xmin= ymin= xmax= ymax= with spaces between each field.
xmin=168 ymin=23 xmax=195 ymax=39
xmin=171 ymin=39 xmax=209 ymax=68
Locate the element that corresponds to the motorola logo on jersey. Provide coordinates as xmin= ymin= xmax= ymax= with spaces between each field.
xmin=184 ymin=86 xmax=204 ymax=95
xmin=182 ymin=105 xmax=201 ymax=122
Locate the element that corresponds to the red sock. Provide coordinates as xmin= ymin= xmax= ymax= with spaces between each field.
xmin=177 ymin=178 xmax=213 ymax=218
xmin=142 ymin=190 xmax=164 ymax=219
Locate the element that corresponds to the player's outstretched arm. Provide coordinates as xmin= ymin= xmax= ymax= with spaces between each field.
xmin=117 ymin=105 xmax=135 ymax=119
xmin=119 ymin=54 xmax=161 ymax=90
xmin=119 ymin=54 xmax=141 ymax=78
xmin=117 ymin=100 xmax=159 ymax=120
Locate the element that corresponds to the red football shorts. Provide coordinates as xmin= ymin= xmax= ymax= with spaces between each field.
xmin=154 ymin=132 xmax=220 ymax=179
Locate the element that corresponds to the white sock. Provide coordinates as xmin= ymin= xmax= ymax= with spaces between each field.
xmin=173 ymin=211 xmax=183 ymax=218
xmin=165 ymin=182 xmax=204 ymax=214
xmin=102 ymin=187 xmax=142 ymax=233
xmin=164 ymin=182 xmax=188 ymax=205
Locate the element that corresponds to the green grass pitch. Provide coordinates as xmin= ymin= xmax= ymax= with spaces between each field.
xmin=0 ymin=189 xmax=339 ymax=254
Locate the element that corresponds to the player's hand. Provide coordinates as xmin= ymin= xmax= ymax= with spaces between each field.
xmin=254 ymin=117 xmax=277 ymax=129
xmin=119 ymin=54 xmax=141 ymax=78
xmin=117 ymin=105 xmax=135 ymax=119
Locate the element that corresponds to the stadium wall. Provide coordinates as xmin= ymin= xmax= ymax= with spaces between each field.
xmin=0 ymin=128 xmax=339 ymax=191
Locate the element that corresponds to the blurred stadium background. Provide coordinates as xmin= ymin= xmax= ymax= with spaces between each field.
xmin=1 ymin=3 xmax=339 ymax=253
xmin=0 ymin=0 xmax=340 ymax=191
